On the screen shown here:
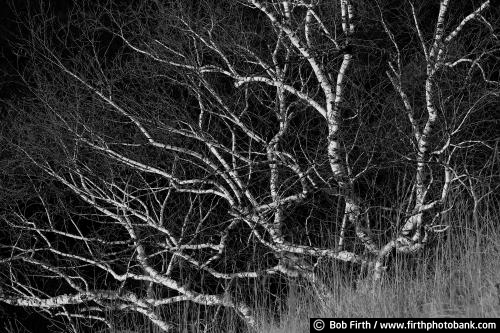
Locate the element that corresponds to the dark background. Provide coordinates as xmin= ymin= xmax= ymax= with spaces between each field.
xmin=0 ymin=1 xmax=498 ymax=332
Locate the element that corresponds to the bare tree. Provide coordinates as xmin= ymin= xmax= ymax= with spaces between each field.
xmin=1 ymin=0 xmax=498 ymax=331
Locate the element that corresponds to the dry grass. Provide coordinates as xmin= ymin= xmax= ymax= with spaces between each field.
xmin=256 ymin=195 xmax=500 ymax=333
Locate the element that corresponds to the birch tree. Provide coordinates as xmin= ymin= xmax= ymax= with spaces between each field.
xmin=1 ymin=0 xmax=498 ymax=331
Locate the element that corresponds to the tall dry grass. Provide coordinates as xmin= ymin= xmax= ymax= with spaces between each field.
xmin=256 ymin=193 xmax=500 ymax=333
